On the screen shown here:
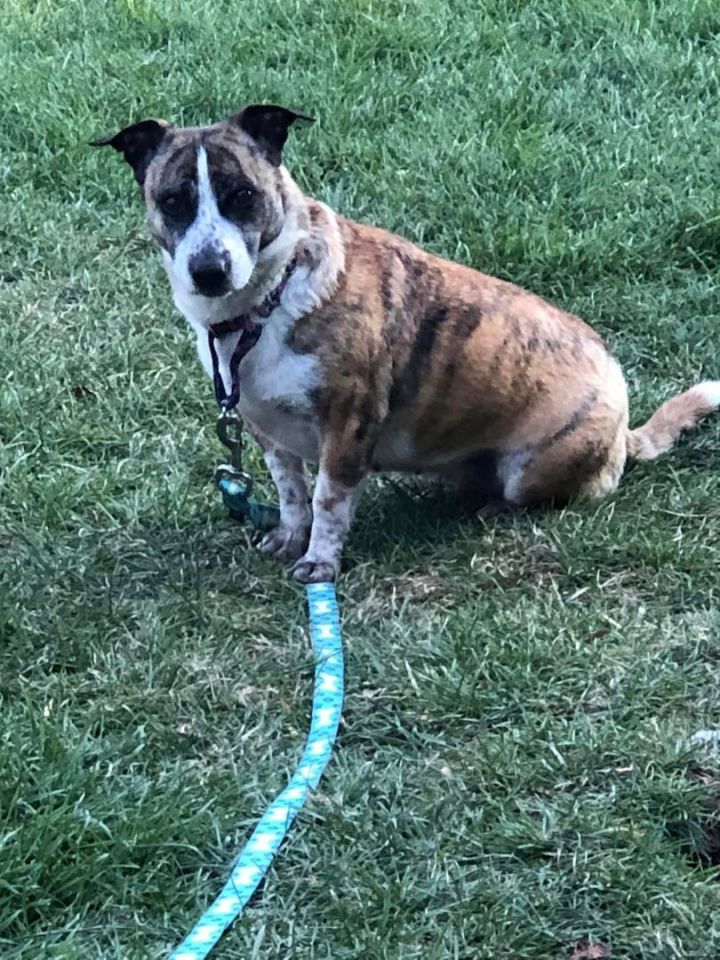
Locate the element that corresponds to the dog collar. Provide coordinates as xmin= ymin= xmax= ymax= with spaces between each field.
xmin=209 ymin=255 xmax=298 ymax=337
xmin=208 ymin=256 xmax=298 ymax=410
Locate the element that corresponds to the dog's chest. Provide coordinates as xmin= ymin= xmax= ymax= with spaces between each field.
xmin=199 ymin=320 xmax=321 ymax=462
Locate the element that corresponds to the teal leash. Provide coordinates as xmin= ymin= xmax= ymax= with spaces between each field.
xmin=168 ymin=408 xmax=344 ymax=959
xmin=169 ymin=583 xmax=342 ymax=959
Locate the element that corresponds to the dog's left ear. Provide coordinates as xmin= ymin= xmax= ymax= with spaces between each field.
xmin=231 ymin=105 xmax=314 ymax=166
xmin=90 ymin=118 xmax=172 ymax=186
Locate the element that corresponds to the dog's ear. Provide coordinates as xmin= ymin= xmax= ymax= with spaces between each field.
xmin=230 ymin=105 xmax=314 ymax=166
xmin=90 ymin=119 xmax=171 ymax=186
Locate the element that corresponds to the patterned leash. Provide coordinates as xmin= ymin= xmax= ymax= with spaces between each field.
xmin=167 ymin=395 xmax=343 ymax=958
xmin=169 ymin=582 xmax=343 ymax=958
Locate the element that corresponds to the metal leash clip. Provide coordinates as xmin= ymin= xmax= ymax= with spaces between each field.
xmin=215 ymin=408 xmax=247 ymax=472
xmin=214 ymin=408 xmax=280 ymax=531
xmin=214 ymin=409 xmax=254 ymax=522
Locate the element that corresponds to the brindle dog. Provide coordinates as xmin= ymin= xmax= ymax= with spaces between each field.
xmin=93 ymin=105 xmax=720 ymax=582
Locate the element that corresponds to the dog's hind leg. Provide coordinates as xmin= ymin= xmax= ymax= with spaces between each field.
xmin=495 ymin=414 xmax=627 ymax=511
xmin=438 ymin=449 xmax=505 ymax=510
xmin=440 ymin=450 xmax=524 ymax=521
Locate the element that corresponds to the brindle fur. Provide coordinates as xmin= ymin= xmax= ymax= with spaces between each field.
xmin=93 ymin=106 xmax=720 ymax=582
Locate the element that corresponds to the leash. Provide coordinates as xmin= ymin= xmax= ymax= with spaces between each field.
xmin=209 ymin=256 xmax=299 ymax=530
xmin=169 ymin=583 xmax=342 ymax=960
xmin=169 ymin=276 xmax=343 ymax=959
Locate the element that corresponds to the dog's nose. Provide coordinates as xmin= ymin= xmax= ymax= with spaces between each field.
xmin=189 ymin=248 xmax=231 ymax=296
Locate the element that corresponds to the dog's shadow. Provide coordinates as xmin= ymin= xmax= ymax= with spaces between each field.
xmin=124 ymin=473 xmax=508 ymax=600
xmin=345 ymin=476 xmax=481 ymax=568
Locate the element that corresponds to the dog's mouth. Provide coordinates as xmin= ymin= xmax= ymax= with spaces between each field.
xmin=188 ymin=242 xmax=259 ymax=299
xmin=193 ymin=279 xmax=233 ymax=299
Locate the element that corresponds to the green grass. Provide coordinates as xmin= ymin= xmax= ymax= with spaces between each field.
xmin=2 ymin=0 xmax=720 ymax=956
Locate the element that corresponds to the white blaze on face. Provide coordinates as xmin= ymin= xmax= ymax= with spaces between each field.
xmin=171 ymin=145 xmax=255 ymax=296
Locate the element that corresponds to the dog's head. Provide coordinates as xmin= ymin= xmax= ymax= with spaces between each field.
xmin=92 ymin=105 xmax=312 ymax=299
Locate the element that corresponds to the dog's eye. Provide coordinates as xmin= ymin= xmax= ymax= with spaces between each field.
xmin=158 ymin=190 xmax=191 ymax=217
xmin=226 ymin=186 xmax=255 ymax=215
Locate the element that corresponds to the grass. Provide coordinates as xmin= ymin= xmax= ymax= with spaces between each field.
xmin=1 ymin=0 xmax=720 ymax=956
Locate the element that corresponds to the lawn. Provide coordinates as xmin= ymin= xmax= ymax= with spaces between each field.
xmin=1 ymin=0 xmax=720 ymax=957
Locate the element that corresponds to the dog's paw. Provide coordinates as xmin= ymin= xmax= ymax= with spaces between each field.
xmin=291 ymin=555 xmax=339 ymax=584
xmin=259 ymin=524 xmax=309 ymax=563
xmin=476 ymin=499 xmax=512 ymax=523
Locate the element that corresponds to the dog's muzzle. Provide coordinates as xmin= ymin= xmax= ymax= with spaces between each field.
xmin=189 ymin=247 xmax=232 ymax=297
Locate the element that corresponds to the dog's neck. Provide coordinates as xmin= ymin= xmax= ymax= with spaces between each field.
xmin=166 ymin=174 xmax=345 ymax=338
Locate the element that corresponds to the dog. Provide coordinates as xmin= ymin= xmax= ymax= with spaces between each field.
xmin=92 ymin=104 xmax=720 ymax=583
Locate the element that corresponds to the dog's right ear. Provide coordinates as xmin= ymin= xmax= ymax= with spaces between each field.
xmin=90 ymin=119 xmax=171 ymax=186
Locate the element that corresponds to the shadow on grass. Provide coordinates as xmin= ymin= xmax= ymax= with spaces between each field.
xmin=347 ymin=477 xmax=484 ymax=569
xmin=666 ymin=766 xmax=720 ymax=876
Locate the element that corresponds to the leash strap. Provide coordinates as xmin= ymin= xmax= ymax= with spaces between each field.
xmin=207 ymin=254 xmax=299 ymax=410
xmin=207 ymin=326 xmax=261 ymax=411
xmin=168 ymin=583 xmax=343 ymax=959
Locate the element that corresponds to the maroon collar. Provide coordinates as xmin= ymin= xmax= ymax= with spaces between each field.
xmin=207 ymin=255 xmax=298 ymax=410
xmin=209 ymin=255 xmax=298 ymax=339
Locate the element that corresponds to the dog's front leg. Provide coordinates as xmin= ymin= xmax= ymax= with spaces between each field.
xmin=291 ymin=465 xmax=362 ymax=584
xmin=289 ymin=378 xmax=383 ymax=584
xmin=248 ymin=428 xmax=312 ymax=562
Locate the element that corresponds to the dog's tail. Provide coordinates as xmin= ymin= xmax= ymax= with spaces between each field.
xmin=627 ymin=380 xmax=720 ymax=460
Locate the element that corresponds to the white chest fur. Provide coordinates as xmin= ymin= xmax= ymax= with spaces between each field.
xmin=195 ymin=315 xmax=321 ymax=463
